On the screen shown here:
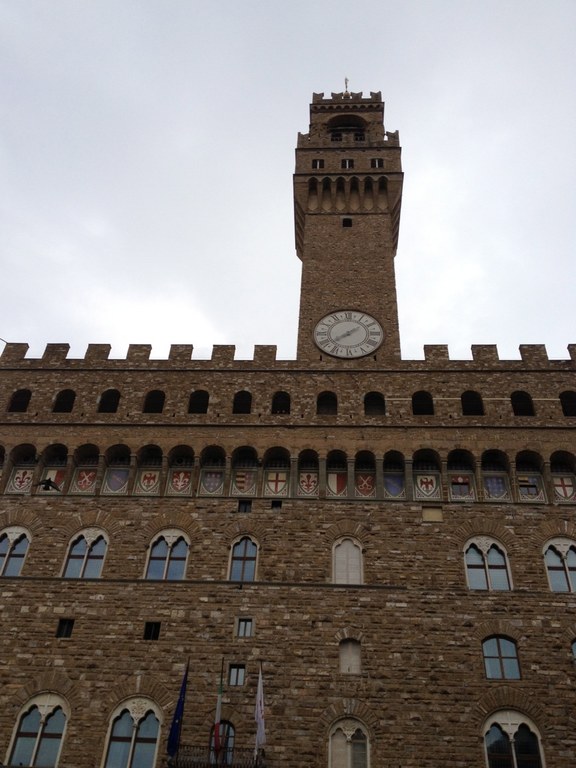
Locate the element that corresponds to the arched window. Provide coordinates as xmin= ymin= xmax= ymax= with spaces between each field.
xmin=461 ymin=390 xmax=484 ymax=416
xmin=188 ymin=389 xmax=209 ymax=414
xmin=145 ymin=532 xmax=189 ymax=580
xmin=63 ymin=531 xmax=107 ymax=578
xmin=210 ymin=720 xmax=235 ymax=765
xmin=364 ymin=392 xmax=385 ymax=416
xmin=8 ymin=695 xmax=68 ymax=767
xmin=560 ymin=390 xmax=576 ymax=417
xmin=465 ymin=540 xmax=511 ymax=590
xmin=8 ymin=388 xmax=31 ymax=413
xmin=511 ymin=390 xmax=535 ymax=416
xmin=271 ymin=391 xmax=291 ymax=414
xmin=317 ymin=391 xmax=337 ymax=415
xmin=482 ymin=636 xmax=521 ymax=679
xmin=0 ymin=528 xmax=30 ymax=576
xmin=544 ymin=539 xmax=576 ymax=592
xmin=483 ymin=711 xmax=543 ymax=768
xmin=232 ymin=390 xmax=252 ymax=414
xmin=103 ymin=701 xmax=161 ymax=768
xmin=412 ymin=390 xmax=434 ymax=415
xmin=98 ymin=388 xmax=121 ymax=413
xmin=143 ymin=390 xmax=165 ymax=414
xmin=229 ymin=537 xmax=257 ymax=582
xmin=333 ymin=538 xmax=363 ymax=584
xmin=52 ymin=389 xmax=76 ymax=413
xmin=339 ymin=639 xmax=361 ymax=674
xmin=329 ymin=719 xmax=369 ymax=768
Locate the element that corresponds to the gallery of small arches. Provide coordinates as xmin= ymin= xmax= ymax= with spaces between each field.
xmin=1 ymin=442 xmax=576 ymax=504
xmin=5 ymin=387 xmax=576 ymax=417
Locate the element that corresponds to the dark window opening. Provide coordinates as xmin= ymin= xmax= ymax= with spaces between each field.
xmin=189 ymin=389 xmax=209 ymax=414
xmin=144 ymin=621 xmax=161 ymax=641
xmin=461 ymin=390 xmax=484 ymax=416
xmin=312 ymin=159 xmax=324 ymax=169
xmin=98 ymin=389 xmax=121 ymax=413
xmin=371 ymin=158 xmax=384 ymax=168
xmin=53 ymin=389 xmax=76 ymax=413
xmin=271 ymin=499 xmax=282 ymax=510
xmin=560 ymin=391 xmax=576 ymax=417
xmin=342 ymin=218 xmax=353 ymax=228
xmin=143 ymin=390 xmax=165 ymax=414
xmin=341 ymin=159 xmax=354 ymax=169
xmin=511 ymin=390 xmax=535 ymax=416
xmin=412 ymin=390 xmax=434 ymax=415
xmin=56 ymin=618 xmax=75 ymax=638
xmin=8 ymin=389 xmax=31 ymax=413
xmin=232 ymin=390 xmax=252 ymax=414
xmin=364 ymin=392 xmax=386 ymax=415
xmin=237 ymin=499 xmax=252 ymax=514
xmin=317 ymin=391 xmax=338 ymax=415
xmin=271 ymin=391 xmax=291 ymax=414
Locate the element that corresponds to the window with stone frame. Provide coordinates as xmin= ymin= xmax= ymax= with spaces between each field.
xmin=483 ymin=710 xmax=543 ymax=768
xmin=62 ymin=530 xmax=107 ymax=578
xmin=229 ymin=537 xmax=258 ymax=582
xmin=482 ymin=636 xmax=521 ymax=680
xmin=339 ymin=639 xmax=361 ymax=674
xmin=0 ymin=527 xmax=30 ymax=576
xmin=464 ymin=539 xmax=511 ymax=590
xmin=333 ymin=538 xmax=363 ymax=585
xmin=102 ymin=699 xmax=161 ymax=768
xmin=329 ymin=719 xmax=369 ymax=768
xmin=8 ymin=694 xmax=68 ymax=767
xmin=544 ymin=538 xmax=576 ymax=592
xmin=209 ymin=720 xmax=235 ymax=765
xmin=145 ymin=531 xmax=189 ymax=580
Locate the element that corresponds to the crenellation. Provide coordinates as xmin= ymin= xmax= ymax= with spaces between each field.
xmin=41 ymin=344 xmax=70 ymax=363
xmin=168 ymin=344 xmax=194 ymax=363
xmin=471 ymin=344 xmax=500 ymax=363
xmin=423 ymin=344 xmax=450 ymax=362
xmin=252 ymin=345 xmax=277 ymax=364
xmin=85 ymin=344 xmax=111 ymax=362
xmin=0 ymin=343 xmax=29 ymax=362
xmin=519 ymin=344 xmax=549 ymax=365
xmin=210 ymin=344 xmax=236 ymax=364
xmin=126 ymin=344 xmax=152 ymax=362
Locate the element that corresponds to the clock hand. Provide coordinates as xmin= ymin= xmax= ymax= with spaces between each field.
xmin=333 ymin=328 xmax=360 ymax=342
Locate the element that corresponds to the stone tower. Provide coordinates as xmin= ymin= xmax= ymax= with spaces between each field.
xmin=294 ymin=90 xmax=403 ymax=363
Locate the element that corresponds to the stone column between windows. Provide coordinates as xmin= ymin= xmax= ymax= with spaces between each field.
xmin=318 ymin=456 xmax=327 ymax=499
xmin=347 ymin=458 xmax=355 ymax=499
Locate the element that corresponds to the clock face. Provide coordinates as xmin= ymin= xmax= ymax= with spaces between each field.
xmin=313 ymin=310 xmax=384 ymax=358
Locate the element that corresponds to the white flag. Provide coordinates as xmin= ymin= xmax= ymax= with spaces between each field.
xmin=254 ymin=665 xmax=266 ymax=757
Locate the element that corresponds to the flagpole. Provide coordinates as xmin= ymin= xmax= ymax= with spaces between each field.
xmin=166 ymin=658 xmax=189 ymax=761
xmin=254 ymin=661 xmax=266 ymax=761
xmin=214 ymin=656 xmax=224 ymax=759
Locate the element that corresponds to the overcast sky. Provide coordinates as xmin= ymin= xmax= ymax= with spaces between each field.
xmin=1 ymin=0 xmax=575 ymax=362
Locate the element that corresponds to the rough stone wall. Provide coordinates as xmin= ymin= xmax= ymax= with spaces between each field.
xmin=0 ymin=353 xmax=575 ymax=766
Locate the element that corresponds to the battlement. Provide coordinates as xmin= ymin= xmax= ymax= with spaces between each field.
xmin=311 ymin=90 xmax=382 ymax=104
xmin=1 ymin=341 xmax=575 ymax=370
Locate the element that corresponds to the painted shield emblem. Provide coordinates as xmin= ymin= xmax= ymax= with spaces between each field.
xmin=8 ymin=468 xmax=34 ymax=493
xmin=298 ymin=472 xmax=318 ymax=496
xmin=232 ymin=470 xmax=256 ymax=495
xmin=553 ymin=475 xmax=575 ymax=500
xmin=327 ymin=471 xmax=347 ymax=497
xmin=136 ymin=470 xmax=160 ymax=493
xmin=416 ymin=474 xmax=438 ymax=497
xmin=483 ymin=475 xmax=507 ymax=499
xmin=103 ymin=468 xmax=129 ymax=494
xmin=169 ymin=470 xmax=192 ymax=494
xmin=384 ymin=472 xmax=405 ymax=498
xmin=75 ymin=469 xmax=97 ymax=492
xmin=355 ymin=473 xmax=375 ymax=497
xmin=41 ymin=468 xmax=67 ymax=491
xmin=200 ymin=470 xmax=224 ymax=495
xmin=264 ymin=470 xmax=288 ymax=496
xmin=450 ymin=475 xmax=472 ymax=498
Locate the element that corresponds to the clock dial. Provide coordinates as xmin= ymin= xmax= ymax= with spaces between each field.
xmin=313 ymin=311 xmax=384 ymax=358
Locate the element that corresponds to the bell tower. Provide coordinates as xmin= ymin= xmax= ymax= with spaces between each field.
xmin=294 ymin=90 xmax=403 ymax=363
